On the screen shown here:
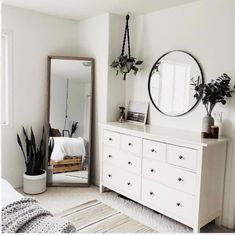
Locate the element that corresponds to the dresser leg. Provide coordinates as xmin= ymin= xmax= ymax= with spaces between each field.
xmin=99 ymin=185 xmax=105 ymax=193
xmin=215 ymin=216 xmax=222 ymax=226
xmin=193 ymin=226 xmax=200 ymax=233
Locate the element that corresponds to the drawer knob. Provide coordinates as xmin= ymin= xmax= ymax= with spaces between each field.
xmin=176 ymin=202 xmax=182 ymax=207
xmin=128 ymin=161 xmax=132 ymax=165
xmin=149 ymin=192 xmax=154 ymax=196
xmin=150 ymin=169 xmax=155 ymax=173
xmin=108 ymin=155 xmax=112 ymax=158
xmin=108 ymin=174 xmax=112 ymax=177
xmin=128 ymin=142 xmax=132 ymax=146
xmin=179 ymin=155 xmax=184 ymax=160
xmin=109 ymin=138 xmax=113 ymax=141
xmin=151 ymin=149 xmax=156 ymax=153
xmin=178 ymin=177 xmax=183 ymax=182
xmin=127 ymin=182 xmax=132 ymax=186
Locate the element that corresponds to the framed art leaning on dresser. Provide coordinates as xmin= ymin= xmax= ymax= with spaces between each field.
xmin=99 ymin=122 xmax=228 ymax=233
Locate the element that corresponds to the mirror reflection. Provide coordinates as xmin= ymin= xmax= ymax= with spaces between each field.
xmin=48 ymin=57 xmax=93 ymax=185
xmin=148 ymin=51 xmax=203 ymax=116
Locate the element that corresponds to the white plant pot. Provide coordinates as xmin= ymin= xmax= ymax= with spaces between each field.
xmin=23 ymin=170 xmax=47 ymax=195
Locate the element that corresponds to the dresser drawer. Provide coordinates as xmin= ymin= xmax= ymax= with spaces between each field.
xmin=103 ymin=130 xmax=120 ymax=148
xmin=103 ymin=163 xmax=141 ymax=200
xmin=142 ymin=159 xmax=196 ymax=195
xmin=143 ymin=139 xmax=166 ymax=161
xmin=102 ymin=163 xmax=121 ymax=189
xmin=121 ymin=134 xmax=141 ymax=156
xmin=142 ymin=179 xmax=194 ymax=223
xmin=103 ymin=146 xmax=141 ymax=174
xmin=121 ymin=170 xmax=141 ymax=199
xmin=167 ymin=145 xmax=197 ymax=171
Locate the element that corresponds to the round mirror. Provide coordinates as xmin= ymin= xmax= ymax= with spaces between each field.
xmin=148 ymin=50 xmax=203 ymax=117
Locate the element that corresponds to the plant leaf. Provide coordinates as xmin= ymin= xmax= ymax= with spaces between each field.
xmin=17 ymin=133 xmax=27 ymax=164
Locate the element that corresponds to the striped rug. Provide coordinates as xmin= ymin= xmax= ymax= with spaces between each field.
xmin=55 ymin=200 xmax=157 ymax=233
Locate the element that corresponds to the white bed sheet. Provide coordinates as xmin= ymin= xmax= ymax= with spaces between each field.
xmin=51 ymin=136 xmax=87 ymax=162
xmin=1 ymin=179 xmax=23 ymax=207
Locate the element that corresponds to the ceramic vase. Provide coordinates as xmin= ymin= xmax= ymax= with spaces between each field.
xmin=202 ymin=114 xmax=214 ymax=134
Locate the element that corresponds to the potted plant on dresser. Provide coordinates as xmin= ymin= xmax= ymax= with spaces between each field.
xmin=17 ymin=126 xmax=46 ymax=194
xmin=192 ymin=73 xmax=235 ymax=137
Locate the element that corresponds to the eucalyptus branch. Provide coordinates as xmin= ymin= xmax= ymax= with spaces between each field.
xmin=191 ymin=73 xmax=234 ymax=115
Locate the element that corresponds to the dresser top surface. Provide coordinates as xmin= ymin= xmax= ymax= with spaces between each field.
xmin=101 ymin=122 xmax=228 ymax=147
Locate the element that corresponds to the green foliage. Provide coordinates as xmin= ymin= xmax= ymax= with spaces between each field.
xmin=48 ymin=137 xmax=54 ymax=165
xmin=191 ymin=73 xmax=235 ymax=115
xmin=70 ymin=121 xmax=79 ymax=137
xmin=17 ymin=126 xmax=45 ymax=176
xmin=110 ymin=54 xmax=143 ymax=79
xmin=151 ymin=62 xmax=161 ymax=75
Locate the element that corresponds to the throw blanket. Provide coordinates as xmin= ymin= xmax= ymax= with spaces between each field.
xmin=51 ymin=137 xmax=87 ymax=163
xmin=1 ymin=198 xmax=76 ymax=233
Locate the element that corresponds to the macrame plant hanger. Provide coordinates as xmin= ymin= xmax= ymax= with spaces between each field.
xmin=62 ymin=79 xmax=70 ymax=137
xmin=121 ymin=14 xmax=132 ymax=80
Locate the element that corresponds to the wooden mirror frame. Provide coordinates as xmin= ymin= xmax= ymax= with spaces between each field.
xmin=47 ymin=56 xmax=95 ymax=187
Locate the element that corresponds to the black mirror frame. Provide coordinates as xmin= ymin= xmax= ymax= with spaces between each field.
xmin=148 ymin=50 xmax=204 ymax=117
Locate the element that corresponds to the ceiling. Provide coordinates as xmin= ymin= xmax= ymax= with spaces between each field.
xmin=51 ymin=59 xmax=91 ymax=83
xmin=2 ymin=0 xmax=199 ymax=21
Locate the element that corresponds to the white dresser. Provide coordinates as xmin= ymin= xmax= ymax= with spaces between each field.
xmin=99 ymin=122 xmax=228 ymax=233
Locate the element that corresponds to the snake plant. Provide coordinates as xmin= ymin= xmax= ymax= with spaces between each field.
xmin=17 ymin=126 xmax=45 ymax=176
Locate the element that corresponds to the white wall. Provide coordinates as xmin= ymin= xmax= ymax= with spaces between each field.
xmin=77 ymin=14 xmax=109 ymax=185
xmin=68 ymin=81 xmax=85 ymax=137
xmin=1 ymin=5 xmax=78 ymax=187
xmin=50 ymin=77 xmax=86 ymax=137
xmin=76 ymin=13 xmax=128 ymax=185
xmin=106 ymin=14 xmax=126 ymax=122
xmin=84 ymin=82 xmax=91 ymax=139
xmin=124 ymin=0 xmax=235 ymax=228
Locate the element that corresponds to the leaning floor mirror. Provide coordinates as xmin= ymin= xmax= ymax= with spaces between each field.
xmin=47 ymin=56 xmax=94 ymax=186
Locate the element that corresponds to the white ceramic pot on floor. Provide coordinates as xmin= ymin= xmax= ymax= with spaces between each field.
xmin=23 ymin=170 xmax=47 ymax=195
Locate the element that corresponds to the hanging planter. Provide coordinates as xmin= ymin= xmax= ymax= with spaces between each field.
xmin=110 ymin=14 xmax=143 ymax=80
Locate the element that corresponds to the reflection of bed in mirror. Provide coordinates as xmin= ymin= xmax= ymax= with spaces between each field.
xmin=48 ymin=56 xmax=94 ymax=186
xmin=50 ymin=135 xmax=88 ymax=173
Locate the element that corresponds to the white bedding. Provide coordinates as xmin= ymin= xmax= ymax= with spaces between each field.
xmin=1 ymin=179 xmax=23 ymax=207
xmin=51 ymin=136 xmax=87 ymax=162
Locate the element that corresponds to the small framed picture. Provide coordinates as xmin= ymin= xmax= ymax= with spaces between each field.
xmin=126 ymin=101 xmax=149 ymax=125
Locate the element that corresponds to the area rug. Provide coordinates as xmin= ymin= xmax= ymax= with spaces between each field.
xmin=55 ymin=199 xmax=156 ymax=233
xmin=98 ymin=192 xmax=191 ymax=233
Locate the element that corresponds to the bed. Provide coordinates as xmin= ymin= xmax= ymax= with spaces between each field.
xmin=1 ymin=179 xmax=23 ymax=207
xmin=50 ymin=136 xmax=88 ymax=173
xmin=1 ymin=179 xmax=75 ymax=233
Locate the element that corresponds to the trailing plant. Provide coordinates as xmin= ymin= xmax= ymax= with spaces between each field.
xmin=151 ymin=62 xmax=161 ymax=75
xmin=48 ymin=137 xmax=54 ymax=165
xmin=70 ymin=121 xmax=78 ymax=137
xmin=17 ymin=126 xmax=45 ymax=176
xmin=110 ymin=54 xmax=143 ymax=78
xmin=110 ymin=14 xmax=143 ymax=80
xmin=191 ymin=73 xmax=235 ymax=115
